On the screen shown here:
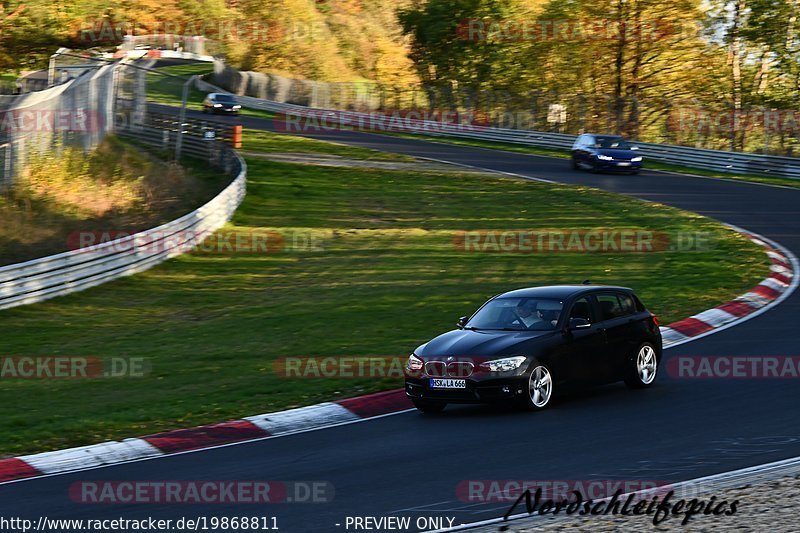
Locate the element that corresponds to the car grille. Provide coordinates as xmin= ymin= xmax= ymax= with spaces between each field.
xmin=425 ymin=361 xmax=446 ymax=377
xmin=425 ymin=360 xmax=474 ymax=378
xmin=447 ymin=361 xmax=474 ymax=377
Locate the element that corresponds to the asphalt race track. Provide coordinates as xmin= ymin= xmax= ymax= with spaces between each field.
xmin=2 ymin=105 xmax=799 ymax=532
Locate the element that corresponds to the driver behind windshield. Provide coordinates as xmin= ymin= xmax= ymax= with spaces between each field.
xmin=511 ymin=300 xmax=561 ymax=329
xmin=512 ymin=300 xmax=542 ymax=329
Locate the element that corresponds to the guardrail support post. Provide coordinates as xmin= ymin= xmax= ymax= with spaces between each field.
xmin=175 ymin=75 xmax=197 ymax=160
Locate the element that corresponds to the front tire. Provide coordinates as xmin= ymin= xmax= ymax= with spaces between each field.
xmin=571 ymin=157 xmax=579 ymax=170
xmin=412 ymin=399 xmax=447 ymax=413
xmin=521 ymin=361 xmax=555 ymax=411
xmin=625 ymin=342 xmax=658 ymax=389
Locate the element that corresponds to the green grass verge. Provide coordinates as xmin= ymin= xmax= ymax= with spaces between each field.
xmin=242 ymin=130 xmax=414 ymax=162
xmin=380 ymin=132 xmax=800 ymax=189
xmin=0 ymin=130 xmax=769 ymax=455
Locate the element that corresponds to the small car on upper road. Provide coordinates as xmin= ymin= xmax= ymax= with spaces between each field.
xmin=571 ymin=134 xmax=643 ymax=174
xmin=202 ymin=93 xmax=241 ymax=115
xmin=405 ymin=285 xmax=661 ymax=413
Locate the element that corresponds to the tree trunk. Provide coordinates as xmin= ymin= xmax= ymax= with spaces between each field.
xmin=614 ymin=0 xmax=627 ymax=134
xmin=729 ymin=0 xmax=746 ymax=151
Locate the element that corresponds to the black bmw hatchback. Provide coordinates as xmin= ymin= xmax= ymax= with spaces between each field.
xmin=405 ymin=285 xmax=661 ymax=412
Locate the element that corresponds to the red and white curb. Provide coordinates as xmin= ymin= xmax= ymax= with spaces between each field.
xmin=659 ymin=225 xmax=797 ymax=348
xmin=0 ymin=390 xmax=410 ymax=483
xmin=0 ymin=227 xmax=795 ymax=485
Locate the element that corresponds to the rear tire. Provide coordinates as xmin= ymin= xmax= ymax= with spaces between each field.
xmin=590 ymin=161 xmax=601 ymax=174
xmin=412 ymin=399 xmax=447 ymax=413
xmin=520 ymin=360 xmax=555 ymax=411
xmin=625 ymin=342 xmax=658 ymax=389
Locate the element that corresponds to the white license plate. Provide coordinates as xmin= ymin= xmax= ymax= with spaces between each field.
xmin=429 ymin=378 xmax=466 ymax=389
xmin=617 ymin=162 xmax=631 ymax=166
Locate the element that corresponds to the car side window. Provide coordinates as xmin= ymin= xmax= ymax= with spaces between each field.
xmin=596 ymin=294 xmax=624 ymax=321
xmin=568 ymin=297 xmax=593 ymax=323
xmin=617 ymin=293 xmax=636 ymax=316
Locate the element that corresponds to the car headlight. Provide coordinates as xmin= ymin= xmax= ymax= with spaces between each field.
xmin=631 ymin=156 xmax=642 ymax=162
xmin=213 ymin=103 xmax=222 ymax=107
xmin=597 ymin=154 xmax=614 ymax=161
xmin=407 ymin=353 xmax=423 ymax=371
xmin=480 ymin=356 xmax=527 ymax=372
xmin=233 ymin=105 xmax=241 ymax=109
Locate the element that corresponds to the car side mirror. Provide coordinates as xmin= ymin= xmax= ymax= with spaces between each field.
xmin=569 ymin=318 xmax=591 ymax=329
xmin=457 ymin=316 xmax=468 ymax=329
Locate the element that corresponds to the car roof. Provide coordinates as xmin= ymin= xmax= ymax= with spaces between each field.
xmin=496 ymin=285 xmax=633 ymax=300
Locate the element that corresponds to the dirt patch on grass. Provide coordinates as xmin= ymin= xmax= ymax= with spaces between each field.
xmin=239 ymin=150 xmax=490 ymax=173
xmin=0 ymin=136 xmax=229 ymax=265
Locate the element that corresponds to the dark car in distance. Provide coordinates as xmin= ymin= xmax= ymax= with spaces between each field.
xmin=405 ymin=285 xmax=661 ymax=413
xmin=202 ymin=93 xmax=241 ymax=115
xmin=571 ymin=134 xmax=643 ymax=174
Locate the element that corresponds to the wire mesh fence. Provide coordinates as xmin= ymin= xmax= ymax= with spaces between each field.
xmin=0 ymin=56 xmax=241 ymax=188
xmin=0 ymin=61 xmax=118 ymax=188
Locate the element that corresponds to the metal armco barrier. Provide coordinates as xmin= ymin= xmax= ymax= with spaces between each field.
xmin=196 ymin=77 xmax=800 ymax=179
xmin=117 ymin=124 xmax=239 ymax=171
xmin=144 ymin=112 xmax=241 ymax=145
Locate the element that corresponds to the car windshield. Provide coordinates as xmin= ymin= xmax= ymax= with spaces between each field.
xmin=466 ymin=297 xmax=564 ymax=331
xmin=596 ymin=137 xmax=632 ymax=149
xmin=213 ymin=94 xmax=236 ymax=103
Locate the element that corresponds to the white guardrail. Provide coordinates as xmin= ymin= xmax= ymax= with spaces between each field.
xmin=0 ymin=150 xmax=246 ymax=311
xmin=196 ymin=78 xmax=800 ymax=179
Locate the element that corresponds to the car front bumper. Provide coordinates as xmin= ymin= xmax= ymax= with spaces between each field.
xmin=405 ymin=376 xmax=528 ymax=404
xmin=595 ymin=160 xmax=642 ymax=171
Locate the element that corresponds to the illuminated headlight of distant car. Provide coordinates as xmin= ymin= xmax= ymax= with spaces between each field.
xmin=631 ymin=156 xmax=643 ymax=162
xmin=407 ymin=353 xmax=424 ymax=371
xmin=233 ymin=105 xmax=241 ymax=109
xmin=480 ymin=356 xmax=527 ymax=372
xmin=213 ymin=103 xmax=222 ymax=107
xmin=597 ymin=154 xmax=614 ymax=161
